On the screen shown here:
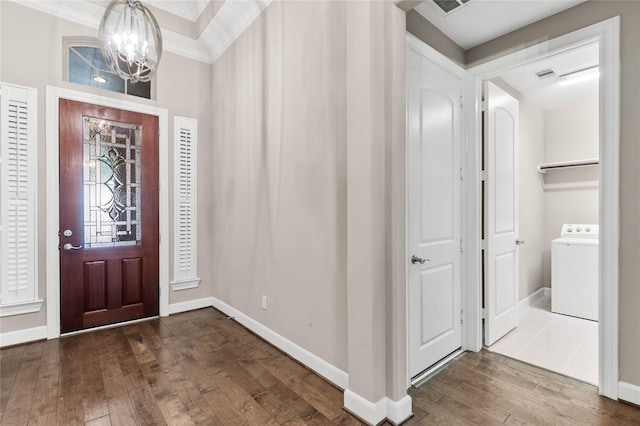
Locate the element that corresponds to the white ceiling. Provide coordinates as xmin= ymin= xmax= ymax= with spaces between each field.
xmin=146 ymin=0 xmax=209 ymax=22
xmin=15 ymin=0 xmax=271 ymax=63
xmin=415 ymin=0 xmax=587 ymax=50
xmin=500 ymin=42 xmax=599 ymax=110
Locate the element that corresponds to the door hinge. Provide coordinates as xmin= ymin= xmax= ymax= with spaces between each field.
xmin=460 ymin=239 xmax=464 ymax=253
xmin=460 ymin=95 xmax=464 ymax=109
xmin=482 ymin=308 xmax=487 ymax=319
xmin=480 ymin=239 xmax=486 ymax=250
xmin=480 ymin=170 xmax=486 ymax=181
xmin=460 ymin=167 xmax=464 ymax=181
xmin=481 ymin=99 xmax=487 ymax=112
xmin=460 ymin=309 xmax=464 ymax=324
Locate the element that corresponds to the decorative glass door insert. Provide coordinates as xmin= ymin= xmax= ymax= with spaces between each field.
xmin=83 ymin=117 xmax=141 ymax=247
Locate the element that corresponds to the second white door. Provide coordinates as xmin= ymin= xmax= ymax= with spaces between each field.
xmin=407 ymin=37 xmax=464 ymax=378
xmin=484 ymin=81 xmax=520 ymax=346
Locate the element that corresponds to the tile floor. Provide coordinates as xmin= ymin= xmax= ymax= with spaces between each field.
xmin=486 ymin=293 xmax=598 ymax=385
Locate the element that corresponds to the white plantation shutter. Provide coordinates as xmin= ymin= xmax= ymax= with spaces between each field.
xmin=171 ymin=116 xmax=199 ymax=290
xmin=1 ymin=83 xmax=38 ymax=310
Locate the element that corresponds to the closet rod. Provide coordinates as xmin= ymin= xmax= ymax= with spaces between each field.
xmin=536 ymin=158 xmax=599 ymax=174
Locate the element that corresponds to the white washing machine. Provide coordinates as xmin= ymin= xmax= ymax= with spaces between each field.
xmin=551 ymin=224 xmax=599 ymax=321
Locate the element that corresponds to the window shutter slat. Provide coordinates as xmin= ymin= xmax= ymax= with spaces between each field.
xmin=172 ymin=117 xmax=198 ymax=286
xmin=1 ymin=83 xmax=37 ymax=306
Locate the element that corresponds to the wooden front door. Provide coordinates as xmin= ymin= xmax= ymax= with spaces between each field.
xmin=59 ymin=99 xmax=159 ymax=333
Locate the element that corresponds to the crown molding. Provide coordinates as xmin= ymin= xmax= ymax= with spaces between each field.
xmin=10 ymin=0 xmax=272 ymax=64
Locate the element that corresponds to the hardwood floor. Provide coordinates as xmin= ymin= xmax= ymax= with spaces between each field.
xmin=405 ymin=350 xmax=640 ymax=426
xmin=1 ymin=307 xmax=640 ymax=425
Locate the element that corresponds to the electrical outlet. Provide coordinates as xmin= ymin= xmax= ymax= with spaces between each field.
xmin=261 ymin=295 xmax=268 ymax=310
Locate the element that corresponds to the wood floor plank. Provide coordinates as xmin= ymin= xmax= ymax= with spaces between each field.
xmin=56 ymin=392 xmax=84 ymax=426
xmin=127 ymin=386 xmax=167 ymax=426
xmin=2 ymin=357 xmax=40 ymax=424
xmin=82 ymin=390 xmax=110 ymax=423
xmin=28 ymin=360 xmax=59 ymax=419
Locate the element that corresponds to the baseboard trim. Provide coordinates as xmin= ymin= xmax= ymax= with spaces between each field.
xmin=0 ymin=326 xmax=47 ymax=348
xmin=211 ymin=297 xmax=349 ymax=390
xmin=519 ymin=286 xmax=551 ymax=309
xmin=168 ymin=297 xmax=214 ymax=315
xmin=344 ymin=390 xmax=387 ymax=425
xmin=618 ymin=381 xmax=640 ymax=405
xmin=386 ymin=395 xmax=413 ymax=425
xmin=343 ymin=391 xmax=413 ymax=426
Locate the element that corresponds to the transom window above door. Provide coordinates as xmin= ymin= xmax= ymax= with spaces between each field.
xmin=65 ymin=39 xmax=152 ymax=100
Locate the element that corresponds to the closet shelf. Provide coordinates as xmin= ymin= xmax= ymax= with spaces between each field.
xmin=536 ymin=158 xmax=599 ymax=174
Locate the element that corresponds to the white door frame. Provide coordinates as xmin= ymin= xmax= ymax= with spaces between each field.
xmin=463 ymin=17 xmax=620 ymax=399
xmin=45 ymin=86 xmax=170 ymax=339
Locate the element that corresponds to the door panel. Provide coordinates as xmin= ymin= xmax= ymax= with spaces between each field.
xmin=420 ymin=90 xmax=454 ymax=242
xmin=484 ymin=82 xmax=520 ymax=346
xmin=59 ymin=99 xmax=159 ymax=333
xmin=420 ymin=265 xmax=455 ymax=343
xmin=408 ymin=42 xmax=463 ymax=378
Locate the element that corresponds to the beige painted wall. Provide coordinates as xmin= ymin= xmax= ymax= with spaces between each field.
xmin=210 ymin=2 xmax=409 ymax=406
xmin=543 ymin=101 xmax=599 ymax=287
xmin=0 ymin=1 xmax=213 ymax=333
xmin=466 ymin=0 xmax=640 ymax=388
xmin=210 ymin=0 xmax=348 ymax=371
xmin=518 ymin=95 xmax=546 ymax=300
xmin=406 ymin=10 xmax=465 ymax=66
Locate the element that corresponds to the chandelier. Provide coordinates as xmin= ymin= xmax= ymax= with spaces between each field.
xmin=99 ymin=0 xmax=163 ymax=83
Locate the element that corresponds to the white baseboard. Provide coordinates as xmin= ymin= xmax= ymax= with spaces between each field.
xmin=386 ymin=395 xmax=413 ymax=425
xmin=519 ymin=286 xmax=551 ymax=309
xmin=211 ymin=297 xmax=349 ymax=390
xmin=618 ymin=381 xmax=640 ymax=405
xmin=343 ymin=391 xmax=413 ymax=425
xmin=0 ymin=326 xmax=47 ymax=348
xmin=168 ymin=297 xmax=214 ymax=315
xmin=344 ymin=390 xmax=387 ymax=425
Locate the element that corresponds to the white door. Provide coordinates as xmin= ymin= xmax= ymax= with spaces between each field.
xmin=407 ymin=40 xmax=463 ymax=378
xmin=484 ymin=81 xmax=520 ymax=346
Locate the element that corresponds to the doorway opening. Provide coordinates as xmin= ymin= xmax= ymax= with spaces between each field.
xmin=465 ymin=16 xmax=620 ymax=398
xmin=482 ymin=41 xmax=600 ymax=385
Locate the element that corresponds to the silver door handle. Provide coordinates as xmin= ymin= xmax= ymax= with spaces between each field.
xmin=411 ymin=255 xmax=428 ymax=264
xmin=63 ymin=243 xmax=82 ymax=250
xmin=516 ymin=239 xmax=525 ymax=245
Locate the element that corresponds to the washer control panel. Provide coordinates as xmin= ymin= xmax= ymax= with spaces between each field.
xmin=560 ymin=224 xmax=599 ymax=238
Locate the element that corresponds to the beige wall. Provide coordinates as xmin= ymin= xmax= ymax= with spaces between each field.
xmin=543 ymin=101 xmax=599 ymax=287
xmin=210 ymin=0 xmax=348 ymax=371
xmin=0 ymin=1 xmax=213 ymax=333
xmin=210 ymin=1 xmax=410 ymax=408
xmin=467 ymin=0 xmax=640 ymax=388
xmin=406 ymin=10 xmax=465 ymax=66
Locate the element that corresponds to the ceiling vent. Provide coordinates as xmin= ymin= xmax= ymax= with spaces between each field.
xmin=432 ymin=0 xmax=473 ymax=15
xmin=535 ymin=69 xmax=556 ymax=80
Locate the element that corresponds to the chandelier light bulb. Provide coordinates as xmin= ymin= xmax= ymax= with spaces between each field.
xmin=99 ymin=0 xmax=162 ymax=83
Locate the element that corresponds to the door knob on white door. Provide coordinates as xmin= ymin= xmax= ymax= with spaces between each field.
xmin=63 ymin=243 xmax=82 ymax=250
xmin=516 ymin=239 xmax=525 ymax=245
xmin=411 ymin=255 xmax=429 ymax=264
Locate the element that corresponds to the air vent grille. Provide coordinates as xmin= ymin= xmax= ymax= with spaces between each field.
xmin=535 ymin=69 xmax=556 ymax=79
xmin=433 ymin=0 xmax=472 ymax=15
